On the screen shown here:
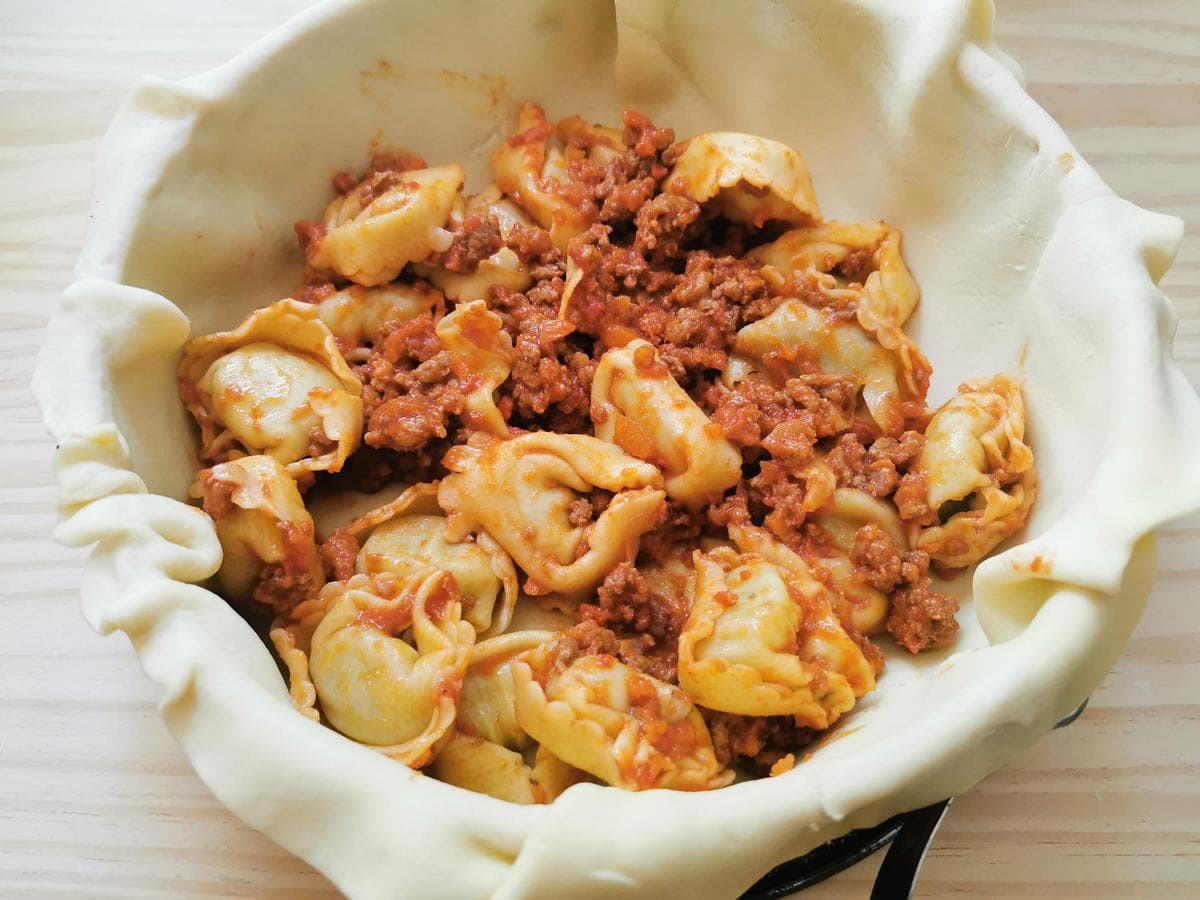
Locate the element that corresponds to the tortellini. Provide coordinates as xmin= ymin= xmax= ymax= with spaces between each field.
xmin=555 ymin=115 xmax=626 ymax=164
xmin=458 ymin=630 xmax=556 ymax=749
xmin=733 ymin=298 xmax=929 ymax=437
xmin=178 ymin=299 xmax=363 ymax=473
xmin=749 ymin=221 xmax=920 ymax=350
xmin=678 ymin=548 xmax=856 ymax=729
xmin=809 ymin=487 xmax=909 ymax=635
xmin=310 ymin=281 xmax=442 ymax=355
xmin=433 ymin=630 xmax=587 ymax=804
xmin=438 ymin=433 xmax=666 ymax=598
xmin=308 ymin=164 xmax=465 ymax=286
xmin=664 ymin=132 xmax=822 ymax=228
xmin=491 ymin=103 xmax=593 ymax=248
xmin=269 ymin=594 xmax=328 ymax=723
xmin=307 ymin=569 xmax=475 ymax=767
xmin=511 ymin=647 xmax=732 ymax=791
xmin=194 ymin=454 xmax=323 ymax=605
xmin=591 ymin=339 xmax=741 ymax=507
xmin=434 ymin=300 xmax=513 ymax=437
xmin=414 ymin=186 xmax=536 ymax=302
xmin=912 ymin=375 xmax=1037 ymax=568
xmin=431 ymin=733 xmax=582 ymax=804
xmin=727 ymin=523 xmax=878 ymax=694
xmin=344 ymin=483 xmax=519 ymax=639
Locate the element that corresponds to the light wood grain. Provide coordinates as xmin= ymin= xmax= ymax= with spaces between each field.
xmin=1 ymin=1 xmax=1197 ymax=897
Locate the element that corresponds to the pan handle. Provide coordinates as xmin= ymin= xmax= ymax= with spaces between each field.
xmin=868 ymin=798 xmax=953 ymax=900
xmin=866 ymin=699 xmax=1089 ymax=899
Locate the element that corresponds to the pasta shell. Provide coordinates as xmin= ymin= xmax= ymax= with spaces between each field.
xmin=592 ymin=339 xmax=741 ymax=507
xmin=269 ymin=594 xmax=331 ymax=723
xmin=432 ymin=732 xmax=540 ymax=803
xmin=733 ymin=298 xmax=929 ymax=437
xmin=914 ymin=375 xmax=1037 ymax=568
xmin=664 ymin=132 xmax=821 ymax=228
xmin=179 ymin=299 xmax=362 ymax=474
xmin=458 ymin=630 xmax=558 ymax=750
xmin=413 ymin=185 xmax=536 ymax=301
xmin=431 ymin=733 xmax=587 ymax=805
xmin=438 ymin=433 xmax=666 ymax=598
xmin=808 ymin=487 xmax=908 ymax=635
xmin=491 ymin=102 xmax=592 ymax=248
xmin=555 ymin=115 xmax=625 ymax=165
xmin=308 ymin=569 xmax=475 ymax=768
xmin=310 ymin=281 xmax=442 ymax=354
xmin=344 ymin=482 xmax=520 ymax=639
xmin=728 ymin=523 xmax=877 ymax=697
xmin=512 ymin=649 xmax=731 ymax=792
xmin=750 ymin=221 xmax=920 ymax=342
xmin=678 ymin=548 xmax=855 ymax=728
xmin=419 ymin=246 xmax=532 ymax=303
xmin=434 ymin=300 xmax=513 ymax=437
xmin=308 ymin=164 xmax=465 ymax=286
xmin=193 ymin=454 xmax=322 ymax=606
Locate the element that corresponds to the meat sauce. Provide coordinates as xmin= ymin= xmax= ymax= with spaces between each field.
xmin=270 ymin=106 xmax=963 ymax=772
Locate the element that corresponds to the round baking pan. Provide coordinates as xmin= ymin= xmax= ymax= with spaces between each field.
xmin=743 ymin=701 xmax=1089 ymax=899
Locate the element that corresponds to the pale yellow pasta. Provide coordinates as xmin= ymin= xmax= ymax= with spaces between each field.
xmin=434 ymin=300 xmax=513 ymax=437
xmin=528 ymin=744 xmax=592 ymax=799
xmin=591 ymin=339 xmax=741 ymax=507
xmin=751 ymin=221 xmax=917 ymax=319
xmin=178 ymin=299 xmax=363 ymax=473
xmin=458 ymin=630 xmax=557 ymax=749
xmin=678 ymin=548 xmax=855 ymax=728
xmin=750 ymin=222 xmax=922 ymax=374
xmin=507 ymin=596 xmax=577 ymax=632
xmin=638 ymin=543 xmax=697 ymax=609
xmin=307 ymin=570 xmax=474 ymax=768
xmin=312 ymin=281 xmax=442 ymax=352
xmin=431 ymin=732 xmax=539 ymax=803
xmin=663 ymin=132 xmax=822 ymax=228
xmin=750 ymin=221 xmax=891 ymax=275
xmin=733 ymin=298 xmax=928 ymax=437
xmin=414 ymin=187 xmax=536 ymax=301
xmin=431 ymin=733 xmax=585 ymax=804
xmin=309 ymin=164 xmax=465 ymax=286
xmin=423 ymin=246 xmax=532 ymax=303
xmin=809 ymin=488 xmax=909 ymax=635
xmin=192 ymin=455 xmax=322 ymax=604
xmin=914 ymin=375 xmax=1037 ymax=568
xmin=269 ymin=595 xmax=330 ymax=724
xmin=728 ymin=523 xmax=877 ymax=695
xmin=512 ymin=649 xmax=731 ymax=791
xmin=555 ymin=115 xmax=625 ymax=164
xmin=438 ymin=433 xmax=666 ymax=598
xmin=470 ymin=185 xmax=541 ymax=236
xmin=181 ymin=106 xmax=1041 ymax=802
xmin=491 ymin=103 xmax=590 ymax=248
xmin=344 ymin=483 xmax=519 ymax=639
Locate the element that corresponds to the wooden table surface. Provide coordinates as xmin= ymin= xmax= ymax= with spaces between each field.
xmin=2 ymin=1 xmax=1197 ymax=897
